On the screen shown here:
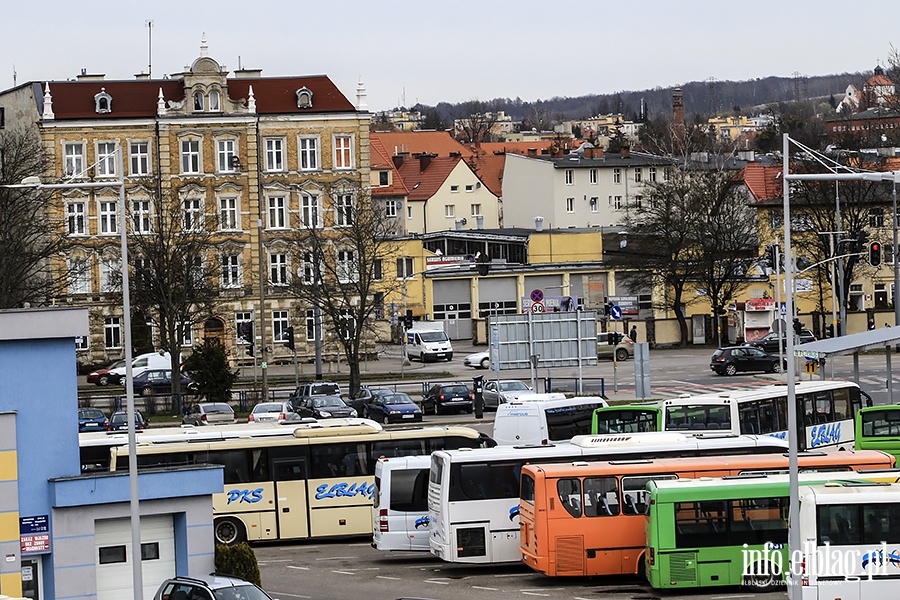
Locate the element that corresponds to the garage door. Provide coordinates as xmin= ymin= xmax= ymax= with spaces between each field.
xmin=95 ymin=515 xmax=175 ymax=600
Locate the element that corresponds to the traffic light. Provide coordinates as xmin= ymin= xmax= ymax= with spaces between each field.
xmin=869 ymin=241 xmax=883 ymax=267
xmin=284 ymin=326 xmax=295 ymax=351
xmin=239 ymin=322 xmax=255 ymax=357
xmin=475 ymin=252 xmax=491 ymax=277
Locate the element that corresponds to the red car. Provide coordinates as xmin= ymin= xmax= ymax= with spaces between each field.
xmin=87 ymin=359 xmax=126 ymax=386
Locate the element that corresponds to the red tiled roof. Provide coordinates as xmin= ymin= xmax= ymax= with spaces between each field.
xmin=866 ymin=74 xmax=894 ymax=88
xmin=396 ymin=155 xmax=461 ymax=202
xmin=478 ymin=141 xmax=555 ymax=156
xmin=39 ymin=75 xmax=354 ymax=120
xmin=464 ymin=152 xmax=504 ymax=197
xmin=743 ymin=163 xmax=782 ymax=202
xmin=372 ymin=131 xmax=468 ymax=157
xmin=369 ymin=136 xmax=409 ymax=196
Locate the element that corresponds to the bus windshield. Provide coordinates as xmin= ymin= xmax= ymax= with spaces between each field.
xmin=593 ymin=406 xmax=660 ymax=434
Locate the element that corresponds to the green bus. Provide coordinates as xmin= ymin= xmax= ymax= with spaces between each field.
xmin=855 ymin=405 xmax=900 ymax=461
xmin=644 ymin=470 xmax=900 ymax=591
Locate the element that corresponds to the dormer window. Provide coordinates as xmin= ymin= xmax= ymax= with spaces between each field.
xmin=94 ymin=88 xmax=113 ymax=114
xmin=296 ymin=87 xmax=313 ymax=109
xmin=209 ymin=90 xmax=221 ymax=112
xmin=193 ymin=91 xmax=204 ymax=112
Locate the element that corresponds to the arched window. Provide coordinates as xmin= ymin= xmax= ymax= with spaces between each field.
xmin=209 ymin=90 xmax=221 ymax=112
xmin=94 ymin=88 xmax=113 ymax=114
xmin=296 ymin=87 xmax=313 ymax=109
xmin=193 ymin=91 xmax=204 ymax=112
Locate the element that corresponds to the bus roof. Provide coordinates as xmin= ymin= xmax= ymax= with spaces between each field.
xmin=799 ymin=481 xmax=900 ymax=504
xmin=647 ymin=468 xmax=900 ymax=500
xmin=661 ymin=380 xmax=860 ymax=406
xmin=520 ymin=450 xmax=896 ymax=479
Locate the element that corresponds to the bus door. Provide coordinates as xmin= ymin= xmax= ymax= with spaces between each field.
xmin=272 ymin=458 xmax=310 ymax=540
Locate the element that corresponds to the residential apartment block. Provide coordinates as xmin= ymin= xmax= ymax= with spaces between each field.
xmin=0 ymin=41 xmax=371 ymax=368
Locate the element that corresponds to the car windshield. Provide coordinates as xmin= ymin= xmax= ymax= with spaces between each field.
xmin=419 ymin=331 xmax=446 ymax=342
xmin=253 ymin=403 xmax=282 ymax=413
xmin=110 ymin=413 xmax=141 ymax=424
xmin=382 ymin=394 xmax=412 ymax=405
xmin=500 ymin=381 xmax=529 ymax=392
xmin=314 ymin=397 xmax=345 ymax=408
xmin=443 ymin=385 xmax=468 ymax=395
xmin=206 ymin=403 xmax=233 ymax=413
xmin=213 ymin=584 xmax=272 ymax=600
xmin=79 ymin=409 xmax=104 ymax=418
xmin=312 ymin=384 xmax=340 ymax=395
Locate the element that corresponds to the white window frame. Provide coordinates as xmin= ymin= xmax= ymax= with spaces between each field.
xmin=270 ymin=252 xmax=288 ymax=286
xmin=614 ymin=195 xmax=623 ymax=209
xmin=183 ymin=197 xmax=203 ymax=231
xmin=465 ymin=184 xmax=474 ymax=192
xmin=396 ymin=256 xmax=414 ymax=279
xmin=613 ymin=168 xmax=622 ymax=184
xmin=131 ymin=199 xmax=152 ymax=233
xmin=445 ymin=205 xmax=455 ymax=218
xmin=450 ymin=185 xmax=459 ymax=193
xmin=129 ymin=141 xmax=150 ymax=176
xmin=305 ymin=309 xmax=316 ymax=341
xmin=267 ymin=196 xmax=288 ymax=229
xmin=590 ymin=169 xmax=598 ymax=184
xmin=67 ymin=201 xmax=86 ymax=235
xmin=337 ymin=249 xmax=358 ymax=283
xmin=217 ymin=138 xmax=237 ymax=174
xmin=68 ymin=256 xmax=91 ymax=294
xmin=104 ymin=317 xmax=122 ymax=349
xmin=565 ymin=169 xmax=574 ymax=185
xmin=98 ymin=200 xmax=117 ymax=235
xmin=96 ymin=142 xmax=117 ymax=178
xmin=208 ymin=90 xmax=221 ymax=112
xmin=590 ymin=197 xmax=598 ymax=213
xmin=301 ymin=194 xmax=323 ymax=229
xmin=301 ymin=251 xmax=318 ymax=284
xmin=299 ymin=136 xmax=319 ymax=171
xmin=333 ymin=134 xmax=354 ymax=170
xmin=385 ymin=199 xmax=399 ymax=218
xmin=566 ymin=197 xmax=574 ymax=213
xmin=265 ymin=138 xmax=285 ymax=172
xmin=649 ymin=166 xmax=657 ymax=182
xmin=100 ymin=257 xmax=121 ymax=292
xmin=634 ymin=168 xmax=642 ymax=183
xmin=272 ymin=310 xmax=290 ymax=343
xmin=335 ymin=194 xmax=354 ymax=227
xmin=219 ymin=196 xmax=239 ymax=231
xmin=180 ymin=138 xmax=201 ymax=174
xmin=471 ymin=203 xmax=482 ymax=216
xmin=221 ymin=254 xmax=241 ymax=288
xmin=64 ymin=142 xmax=85 ymax=177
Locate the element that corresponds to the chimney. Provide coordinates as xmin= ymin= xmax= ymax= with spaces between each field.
xmin=76 ymin=68 xmax=105 ymax=81
xmin=527 ymin=148 xmax=538 ymax=157
xmin=417 ymin=153 xmax=434 ymax=171
xmin=534 ymin=216 xmax=544 ymax=232
xmin=233 ymin=68 xmax=263 ymax=79
xmin=673 ymin=88 xmax=685 ymax=140
xmin=134 ymin=72 xmax=150 ymax=80
xmin=391 ymin=152 xmax=409 ymax=169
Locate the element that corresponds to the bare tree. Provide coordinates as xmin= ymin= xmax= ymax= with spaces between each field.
xmin=286 ymin=184 xmax=404 ymax=397
xmin=455 ymin=100 xmax=502 ymax=145
xmin=0 ymin=126 xmax=69 ymax=308
xmin=125 ymin=183 xmax=223 ymax=411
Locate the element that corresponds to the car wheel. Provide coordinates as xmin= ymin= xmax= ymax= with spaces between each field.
xmin=435 ymin=403 xmax=444 ymax=415
xmin=480 ymin=357 xmax=490 ymax=369
xmin=724 ymin=364 xmax=738 ymax=376
xmin=139 ymin=386 xmax=153 ymax=397
xmin=97 ymin=374 xmax=109 ymax=386
xmin=214 ymin=517 xmax=246 ymax=545
xmin=615 ymin=348 xmax=629 ymax=361
xmin=382 ymin=413 xmax=389 ymax=425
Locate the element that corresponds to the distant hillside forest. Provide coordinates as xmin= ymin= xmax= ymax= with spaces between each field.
xmin=412 ymin=71 xmax=866 ymax=125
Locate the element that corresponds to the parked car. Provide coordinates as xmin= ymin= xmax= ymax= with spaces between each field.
xmin=365 ymin=391 xmax=423 ymax=423
xmin=293 ymin=395 xmax=357 ymax=419
xmin=248 ymin=401 xmax=297 ymax=423
xmin=482 ymin=379 xmax=534 ymax=411
xmin=347 ymin=386 xmax=393 ymax=415
xmin=746 ymin=329 xmax=816 ymax=353
xmin=107 ymin=410 xmax=148 ymax=432
xmin=107 ymin=351 xmax=172 ymax=385
xmin=464 ymin=350 xmax=491 ymax=369
xmin=131 ymin=369 xmax=198 ymax=397
xmin=182 ymin=402 xmax=236 ymax=426
xmin=87 ymin=359 xmax=126 ymax=386
xmin=78 ymin=407 xmax=108 ymax=432
xmin=710 ymin=346 xmax=784 ymax=376
xmin=597 ymin=331 xmax=634 ymax=361
xmin=153 ymin=573 xmax=274 ymax=600
xmin=289 ymin=381 xmax=342 ymax=405
xmin=422 ymin=382 xmax=473 ymax=415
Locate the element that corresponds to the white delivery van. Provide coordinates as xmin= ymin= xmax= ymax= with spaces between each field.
xmin=405 ymin=322 xmax=453 ymax=362
xmin=373 ymin=455 xmax=433 ymax=551
xmin=492 ymin=395 xmax=609 ymax=446
xmin=107 ymin=351 xmax=172 ymax=384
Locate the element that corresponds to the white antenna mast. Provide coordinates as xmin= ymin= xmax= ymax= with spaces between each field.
xmin=146 ymin=20 xmax=154 ymax=78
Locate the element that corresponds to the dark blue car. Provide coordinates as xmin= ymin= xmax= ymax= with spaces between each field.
xmin=78 ymin=408 xmax=108 ymax=432
xmin=365 ymin=392 xmax=423 ymax=424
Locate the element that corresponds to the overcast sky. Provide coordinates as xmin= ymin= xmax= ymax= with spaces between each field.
xmin=3 ymin=1 xmax=899 ymax=111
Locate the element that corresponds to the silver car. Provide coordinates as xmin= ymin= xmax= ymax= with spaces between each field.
xmin=482 ymin=379 xmax=534 ymax=411
xmin=248 ymin=401 xmax=296 ymax=423
xmin=597 ymin=332 xmax=634 ymax=361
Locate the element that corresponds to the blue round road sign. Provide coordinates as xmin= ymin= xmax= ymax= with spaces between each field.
xmin=610 ymin=305 xmax=623 ymax=320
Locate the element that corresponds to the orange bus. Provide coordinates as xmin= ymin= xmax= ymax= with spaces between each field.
xmin=518 ymin=450 xmax=896 ymax=578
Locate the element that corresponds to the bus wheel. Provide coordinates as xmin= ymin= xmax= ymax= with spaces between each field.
xmin=214 ymin=517 xmax=246 ymax=545
xmin=743 ymin=562 xmax=778 ymax=592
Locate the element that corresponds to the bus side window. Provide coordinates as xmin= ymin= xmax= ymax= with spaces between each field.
xmin=584 ymin=476 xmax=618 ymax=516
xmin=832 ymin=390 xmax=851 ymax=421
xmin=556 ymin=478 xmax=582 ymax=518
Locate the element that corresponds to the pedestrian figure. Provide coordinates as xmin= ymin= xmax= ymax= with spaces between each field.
xmin=629 ymin=325 xmax=638 ymax=343
xmin=868 ymin=317 xmax=876 ymax=330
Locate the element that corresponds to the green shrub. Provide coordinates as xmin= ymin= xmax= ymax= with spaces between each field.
xmin=183 ymin=341 xmax=240 ymax=404
xmin=214 ymin=542 xmax=261 ymax=586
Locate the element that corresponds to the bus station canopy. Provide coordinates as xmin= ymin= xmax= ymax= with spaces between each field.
xmin=794 ymin=327 xmax=900 ymax=359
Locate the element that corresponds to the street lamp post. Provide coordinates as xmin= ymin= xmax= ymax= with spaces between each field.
xmin=11 ymin=146 xmax=143 ymax=598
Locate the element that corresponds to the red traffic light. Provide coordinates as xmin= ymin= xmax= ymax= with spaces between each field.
xmin=869 ymin=241 xmax=883 ymax=267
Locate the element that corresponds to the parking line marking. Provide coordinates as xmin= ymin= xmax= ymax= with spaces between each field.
xmin=332 ymin=570 xmax=356 ymax=575
xmin=286 ymin=565 xmax=309 ymax=571
xmin=493 ymin=572 xmax=532 ymax=578
xmin=472 ymin=586 xmax=497 ymax=591
xmin=376 ymin=575 xmax=401 ymax=580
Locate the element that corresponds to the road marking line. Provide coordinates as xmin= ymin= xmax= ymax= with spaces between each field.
xmin=315 ymin=556 xmax=355 ymax=561
xmin=376 ymin=575 xmax=401 ymax=580
xmin=332 ymin=569 xmax=356 ymax=575
xmin=711 ymin=596 xmax=755 ymax=599
xmin=425 ymin=580 xmax=450 ymax=585
xmin=521 ymin=592 xmax=549 ymax=597
xmin=472 ymin=586 xmax=497 ymax=591
xmin=493 ymin=572 xmax=532 ymax=578
xmin=286 ymin=565 xmax=309 ymax=571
